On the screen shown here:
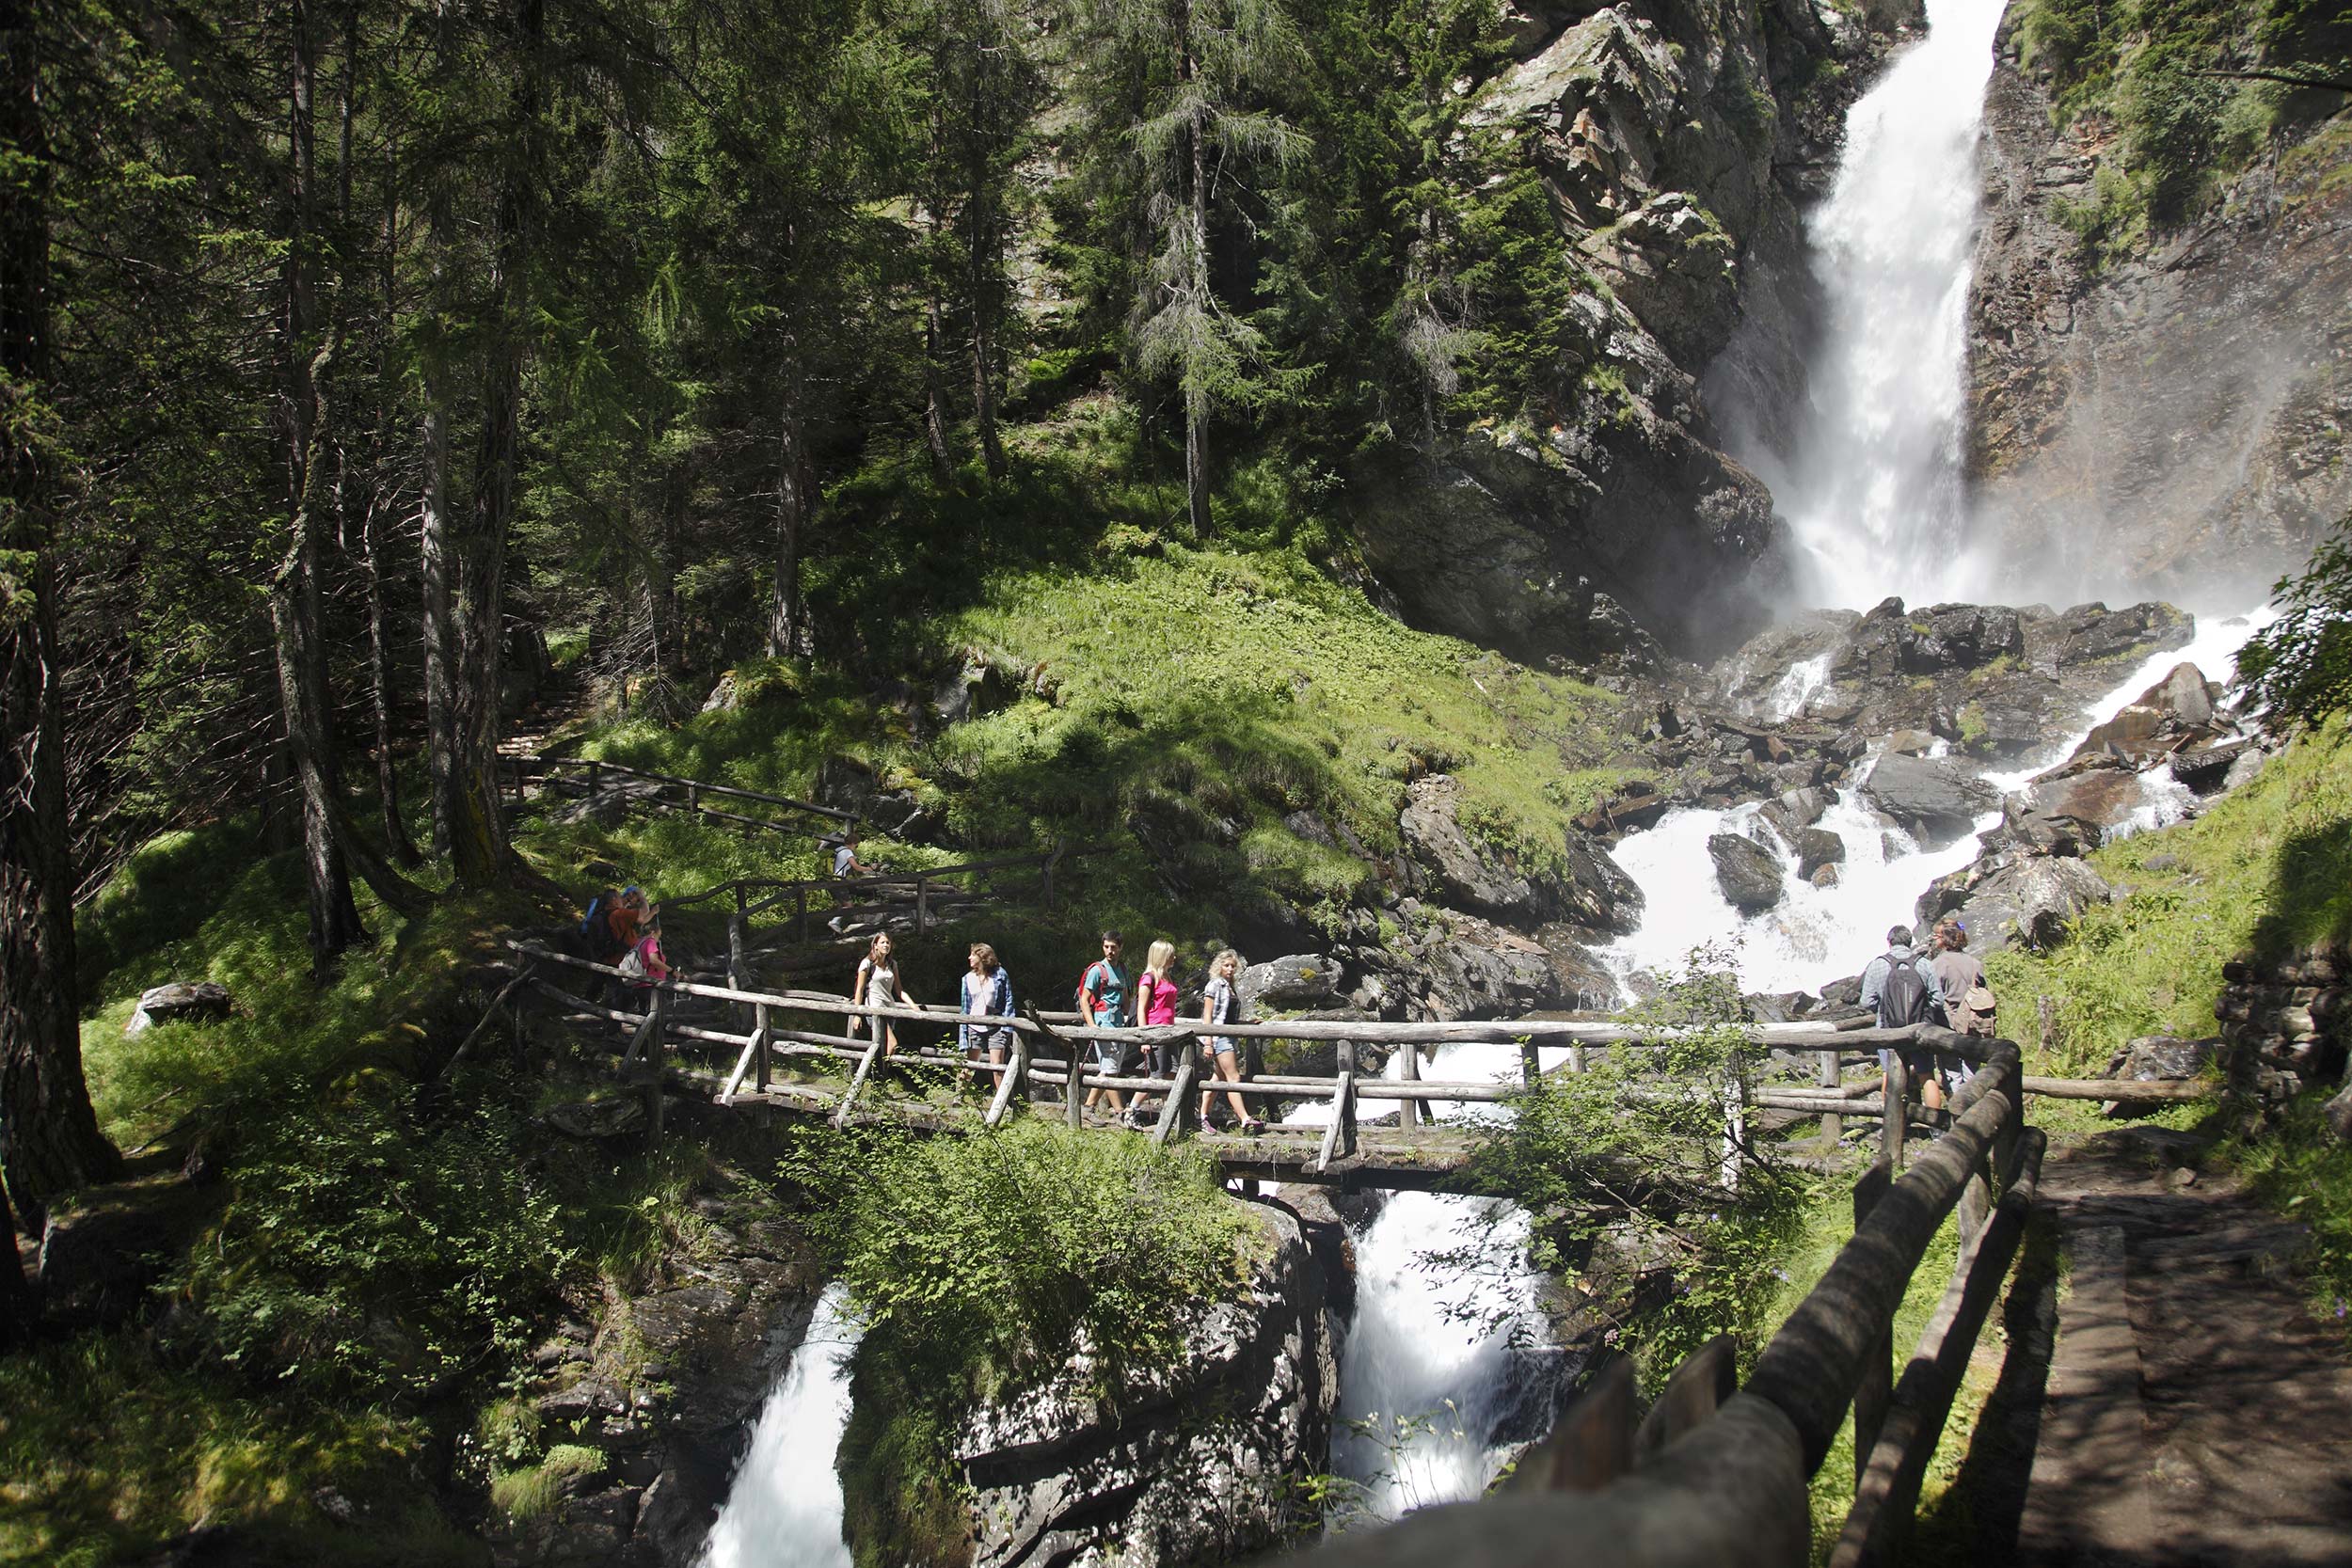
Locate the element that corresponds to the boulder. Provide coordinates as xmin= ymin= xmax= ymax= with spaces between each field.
xmin=1917 ymin=854 xmax=2113 ymax=954
xmin=1756 ymin=785 xmax=1835 ymax=838
xmin=1788 ymin=826 xmax=1845 ymax=878
xmin=1239 ymin=954 xmax=1345 ymax=1013
xmin=2043 ymin=602 xmax=2193 ymax=670
xmin=1708 ymin=832 xmax=1784 ymax=912
xmin=1903 ymin=604 xmax=2026 ymax=672
xmin=543 ymin=1096 xmax=650 ymax=1141
xmin=1400 ymin=775 xmax=1544 ymax=922
xmin=38 ymin=1176 xmax=216 ymax=1328
xmin=1860 ymin=752 xmax=1997 ymax=841
xmin=2102 ymin=1035 xmax=2221 ymax=1084
xmin=2024 ymin=763 xmax=2147 ymax=835
xmin=124 ymin=980 xmax=233 ymax=1035
xmin=955 ymin=1201 xmax=1335 ymax=1568
xmin=1401 ymin=912 xmax=1565 ymax=1021
xmin=2171 ymin=738 xmax=2253 ymax=795
xmin=1988 ymin=797 xmax=2096 ymax=858
xmin=2071 ymin=662 xmax=2226 ymax=763
xmin=1555 ymin=832 xmax=1644 ymax=934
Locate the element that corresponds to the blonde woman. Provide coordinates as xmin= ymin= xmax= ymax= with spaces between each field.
xmin=1197 ymin=949 xmax=1263 ymax=1133
xmin=851 ymin=932 xmax=915 ymax=1057
xmin=961 ymin=942 xmax=1015 ymax=1088
xmin=1127 ymin=940 xmax=1183 ymax=1126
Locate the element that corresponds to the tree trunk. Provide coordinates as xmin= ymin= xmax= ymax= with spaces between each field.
xmin=922 ymin=285 xmax=955 ymax=488
xmin=1183 ymin=78 xmax=1211 ymax=539
xmin=1 ymin=0 xmax=121 ymax=1224
xmin=272 ymin=0 xmax=367 ymax=968
xmin=366 ymin=156 xmax=418 ymax=864
xmin=0 ymin=1173 xmax=31 ymax=1344
xmin=420 ymin=367 xmax=454 ymax=855
xmin=448 ymin=0 xmax=540 ymax=889
xmin=767 ymin=334 xmax=810 ymax=658
xmin=967 ymin=159 xmax=1006 ymax=480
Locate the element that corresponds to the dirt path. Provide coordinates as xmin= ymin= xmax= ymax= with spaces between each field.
xmin=1939 ymin=1125 xmax=2352 ymax=1565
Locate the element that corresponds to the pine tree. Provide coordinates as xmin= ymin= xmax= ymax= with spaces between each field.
xmin=1073 ymin=0 xmax=1308 ymax=535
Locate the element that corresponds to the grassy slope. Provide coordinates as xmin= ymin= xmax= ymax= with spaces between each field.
xmin=574 ymin=404 xmax=1638 ymax=977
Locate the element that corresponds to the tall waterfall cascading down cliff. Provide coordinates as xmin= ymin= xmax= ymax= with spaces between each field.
xmin=1726 ymin=0 xmax=2010 ymax=609
xmin=698 ymin=1284 xmax=864 ymax=1568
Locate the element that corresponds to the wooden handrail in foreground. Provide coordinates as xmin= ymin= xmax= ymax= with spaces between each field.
xmin=1289 ymin=1042 xmax=2035 ymax=1568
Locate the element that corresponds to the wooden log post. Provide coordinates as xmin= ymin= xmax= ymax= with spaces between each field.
xmin=1315 ymin=1042 xmax=1358 ymax=1173
xmin=586 ymin=758 xmax=601 ymax=810
xmin=1568 ymin=1043 xmax=1589 ymax=1075
xmin=1880 ymin=1051 xmax=1909 ymax=1173
xmin=1818 ymin=1049 xmax=1844 ymax=1155
xmin=834 ymin=1028 xmax=887 ymax=1129
xmin=1521 ymin=1037 xmax=1541 ymax=1087
xmin=1152 ymin=1054 xmax=1198 ymax=1145
xmin=1022 ymin=1005 xmax=1086 ymax=1129
xmin=687 ymin=781 xmax=701 ymax=816
xmin=1720 ymin=1068 xmax=1746 ymax=1190
xmin=1398 ymin=1040 xmax=1422 ymax=1132
xmin=1851 ymin=1161 xmax=1894 ymax=1487
xmin=986 ymin=1033 xmax=1028 ymax=1127
xmin=916 ymin=877 xmax=930 ymax=934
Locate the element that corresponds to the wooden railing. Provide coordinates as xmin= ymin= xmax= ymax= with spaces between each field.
xmin=1298 ymin=1033 xmax=2045 ymax=1568
xmin=502 ymin=752 xmax=855 ymax=837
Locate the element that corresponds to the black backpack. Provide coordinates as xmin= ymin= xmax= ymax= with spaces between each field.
xmin=580 ymin=891 xmax=623 ymax=958
xmin=1878 ymin=953 xmax=1932 ymax=1026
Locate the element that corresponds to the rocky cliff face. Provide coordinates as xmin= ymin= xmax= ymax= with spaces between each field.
xmin=929 ymin=1197 xmax=1335 ymax=1568
xmin=1349 ymin=0 xmax=1925 ymax=664
xmin=1966 ymin=20 xmax=2352 ymax=608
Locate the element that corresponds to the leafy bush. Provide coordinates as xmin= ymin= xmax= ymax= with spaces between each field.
xmin=1445 ymin=949 xmax=1819 ymax=1383
xmin=787 ymin=1119 xmax=1254 ymax=1390
xmin=183 ymin=1089 xmax=575 ymax=1401
xmin=2235 ymin=512 xmax=2352 ymax=734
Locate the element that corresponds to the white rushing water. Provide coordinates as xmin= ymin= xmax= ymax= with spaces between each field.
xmin=1730 ymin=0 xmax=2010 ymax=608
xmin=698 ymin=1283 xmax=866 ymax=1568
xmin=1321 ymin=1041 xmax=1550 ymax=1521
xmin=1606 ymin=608 xmax=2276 ymax=997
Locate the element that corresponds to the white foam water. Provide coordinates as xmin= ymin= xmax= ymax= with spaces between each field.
xmin=1726 ymin=0 xmax=2010 ymax=608
xmin=698 ymin=1283 xmax=866 ymax=1568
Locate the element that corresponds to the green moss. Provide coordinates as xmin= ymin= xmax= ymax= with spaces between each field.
xmin=488 ymin=1446 xmax=608 ymax=1524
xmin=0 ymin=1336 xmax=483 ymax=1567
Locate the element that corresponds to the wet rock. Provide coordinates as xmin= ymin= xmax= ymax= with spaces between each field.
xmin=1556 ymin=832 xmax=1645 ymax=935
xmin=1810 ymin=863 xmax=1841 ymax=888
xmin=2070 ymin=662 xmax=2226 ymax=763
xmin=1788 ymin=826 xmax=1845 ymax=878
xmin=125 ymin=981 xmax=233 ymax=1035
xmin=2171 ymin=738 xmax=2254 ymax=795
xmin=2025 ymin=762 xmax=2149 ymax=835
xmin=953 ymin=1201 xmax=1335 ymax=1568
xmin=1406 ymin=911 xmax=1565 ymax=1021
xmin=1708 ymin=832 xmax=1784 ymax=912
xmin=1239 ymin=954 xmax=1345 ymax=1013
xmin=1757 ymin=785 xmax=1836 ymax=837
xmin=1916 ymin=853 xmax=2112 ymax=954
xmin=1860 ymin=752 xmax=1997 ymax=842
xmin=1540 ymin=927 xmax=1624 ymax=1013
xmin=2042 ymin=603 xmax=2195 ymax=672
xmin=1988 ymin=797 xmax=2096 ymax=858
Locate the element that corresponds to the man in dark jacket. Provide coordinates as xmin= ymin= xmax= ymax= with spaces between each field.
xmin=1860 ymin=924 xmax=1952 ymax=1113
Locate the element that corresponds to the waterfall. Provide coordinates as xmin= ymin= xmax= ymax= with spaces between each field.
xmin=1727 ymin=0 xmax=2010 ymax=608
xmin=698 ymin=1283 xmax=866 ymax=1568
xmin=1315 ymin=1042 xmax=1561 ymax=1522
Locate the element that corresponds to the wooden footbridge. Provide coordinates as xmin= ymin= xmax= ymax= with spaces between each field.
xmin=484 ymin=900 xmax=2219 ymax=1564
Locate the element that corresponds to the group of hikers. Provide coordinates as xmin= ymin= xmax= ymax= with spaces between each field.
xmin=850 ymin=927 xmax=1268 ymax=1132
xmin=574 ymin=886 xmax=673 ymax=988
xmin=1860 ymin=915 xmax=1997 ymax=1119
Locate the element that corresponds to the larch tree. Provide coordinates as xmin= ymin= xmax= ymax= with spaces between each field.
xmin=1 ymin=0 xmax=120 ymax=1230
xmin=1074 ymin=0 xmax=1307 ymax=537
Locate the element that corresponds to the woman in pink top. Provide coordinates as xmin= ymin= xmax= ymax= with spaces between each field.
xmin=1128 ymin=940 xmax=1182 ymax=1126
